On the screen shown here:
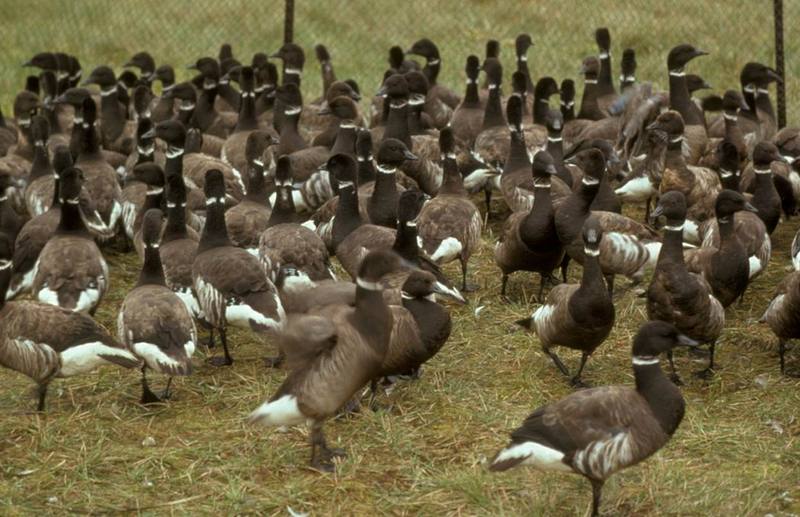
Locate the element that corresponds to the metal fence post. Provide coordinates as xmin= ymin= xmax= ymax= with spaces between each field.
xmin=284 ymin=0 xmax=295 ymax=44
xmin=774 ymin=0 xmax=786 ymax=128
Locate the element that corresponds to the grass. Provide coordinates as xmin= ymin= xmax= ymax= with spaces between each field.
xmin=0 ymin=1 xmax=799 ymax=515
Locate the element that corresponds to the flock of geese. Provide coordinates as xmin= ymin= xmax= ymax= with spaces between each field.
xmin=0 ymin=27 xmax=798 ymax=515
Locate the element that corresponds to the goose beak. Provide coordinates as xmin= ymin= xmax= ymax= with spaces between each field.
xmin=351 ymin=92 xmax=362 ymax=101
xmin=675 ymin=334 xmax=699 ymax=348
xmin=693 ymin=49 xmax=709 ymax=57
xmin=432 ymin=281 xmax=467 ymax=304
xmin=403 ymin=150 xmax=418 ymax=161
xmin=545 ymin=164 xmax=558 ymax=175
xmin=564 ymin=155 xmax=579 ymax=165
xmin=123 ymin=60 xmax=135 ymax=68
xmin=141 ymin=127 xmax=156 ymax=139
xmin=186 ymin=64 xmax=198 ymax=70
xmin=744 ymin=202 xmax=759 ymax=213
xmin=318 ymin=101 xmax=331 ymax=115
xmin=22 ymin=60 xmax=33 ymax=67
xmin=649 ymin=204 xmax=665 ymax=222
xmin=701 ymin=80 xmax=712 ymax=90
xmin=376 ymin=85 xmax=387 ymax=97
xmin=766 ymin=68 xmax=783 ymax=84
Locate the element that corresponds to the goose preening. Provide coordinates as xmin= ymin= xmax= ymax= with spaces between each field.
xmin=490 ymin=321 xmax=697 ymax=517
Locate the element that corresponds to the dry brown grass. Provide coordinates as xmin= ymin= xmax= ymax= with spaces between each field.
xmin=0 ymin=200 xmax=799 ymax=516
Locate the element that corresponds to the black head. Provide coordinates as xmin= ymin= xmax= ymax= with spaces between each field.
xmin=204 ymin=169 xmax=226 ymax=200
xmin=651 ymin=190 xmax=687 ymax=222
xmin=532 ymin=150 xmax=557 ymax=178
xmin=326 ymin=81 xmax=360 ymax=102
xmin=131 ymin=87 xmax=151 ymax=118
xmin=465 ymin=55 xmax=480 ymax=80
xmin=190 ymin=57 xmax=220 ymax=80
xmin=534 ymin=76 xmax=559 ymax=99
xmin=511 ymin=71 xmax=526 ymax=95
xmin=357 ymin=249 xmax=404 ymax=283
xmin=647 ymin=110 xmax=684 ymax=138
xmin=327 ymin=153 xmax=357 ymax=183
xmin=407 ymin=38 xmax=440 ymax=60
xmin=388 ymin=46 xmax=405 ymax=69
xmin=326 ymin=96 xmax=359 ymax=121
xmin=621 ymin=48 xmax=636 ymax=75
xmin=165 ymin=82 xmax=196 ymax=102
xmin=401 ymin=270 xmax=438 ymax=298
xmin=752 ymin=141 xmax=782 ymax=169
xmin=52 ymin=145 xmax=73 ymax=174
xmin=277 ymin=83 xmax=303 ymax=108
xmin=245 ymin=131 xmax=276 ymax=164
xmin=275 ymin=155 xmax=293 ymax=185
xmin=722 ymin=89 xmax=748 ymax=111
xmin=667 ymin=44 xmax=708 ymax=71
xmin=685 ymin=74 xmax=711 ymax=94
xmin=59 ymin=166 xmax=83 ymax=201
xmin=546 ymin=110 xmax=563 ymax=133
xmin=25 ymin=75 xmax=40 ymax=96
xmin=379 ymin=73 xmax=409 ymax=99
xmin=595 ymin=27 xmax=611 ymax=52
xmin=236 ymin=66 xmax=255 ymax=91
xmin=397 ymin=188 xmax=426 ymax=223
xmin=81 ymin=96 xmax=97 ymax=125
xmin=29 ymin=114 xmax=49 ymax=145
xmin=582 ymin=215 xmax=604 ymax=253
xmin=125 ymin=51 xmax=155 ymax=73
xmin=439 ymin=126 xmax=455 ymax=157
xmin=252 ymin=52 xmax=269 ymax=71
xmin=485 ymin=39 xmax=500 ymax=59
xmin=715 ymin=189 xmax=758 ymax=218
xmin=0 ymin=174 xmax=15 ymax=192
xmin=506 ymin=94 xmax=523 ymax=130
xmin=560 ymin=79 xmax=575 ymax=101
xmin=219 ymin=43 xmax=233 ymax=62
xmin=483 ymin=58 xmax=503 ymax=86
xmin=220 ymin=57 xmax=241 ymax=77
xmin=377 ymin=138 xmax=417 ymax=167
xmin=405 ymin=71 xmax=429 ymax=96
xmin=82 ymin=66 xmax=116 ymax=88
xmin=117 ymin=70 xmax=139 ymax=89
xmin=632 ymin=321 xmax=698 ymax=358
xmin=155 ymin=65 xmax=175 ymax=85
xmin=13 ymin=91 xmax=40 ymax=119
xmin=185 ymin=128 xmax=203 ymax=153
xmin=40 ymin=70 xmax=57 ymax=98
xmin=142 ymin=208 xmax=164 ymax=246
xmin=356 ymin=129 xmax=373 ymax=158
xmin=344 ymin=79 xmax=361 ymax=97
xmin=24 ymin=52 xmax=59 ymax=70
xmin=149 ymin=120 xmax=186 ymax=147
xmin=515 ymin=34 xmax=533 ymax=56
xmin=580 ymin=56 xmax=600 ymax=78
xmin=315 ymin=44 xmax=331 ymax=64
xmin=132 ymin=162 xmax=165 ymax=187
xmin=572 ymin=148 xmax=606 ymax=183
xmin=272 ymin=43 xmax=305 ymax=69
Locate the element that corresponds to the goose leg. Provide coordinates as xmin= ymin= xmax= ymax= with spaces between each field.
xmin=604 ymin=275 xmax=615 ymax=297
xmin=694 ymin=340 xmax=716 ymax=379
xmin=483 ymin=185 xmax=493 ymax=217
xmin=309 ymin=420 xmax=345 ymax=472
xmin=543 ymin=347 xmax=570 ymax=377
xmin=263 ymin=350 xmax=285 ymax=369
xmin=140 ymin=367 xmax=162 ymax=405
xmin=460 ymin=256 xmax=478 ymax=292
xmin=560 ymin=256 xmax=571 ymax=283
xmin=208 ymin=327 xmax=233 ymax=367
xmin=537 ymin=274 xmax=546 ymax=303
xmin=570 ymin=352 xmax=591 ymax=388
xmin=36 ymin=383 xmax=49 ymax=412
xmin=500 ymin=274 xmax=509 ymax=298
xmin=779 ymin=340 xmax=800 ymax=377
xmin=159 ymin=377 xmax=174 ymax=400
xmin=590 ymin=479 xmax=604 ymax=517
xmin=667 ymin=350 xmax=683 ymax=385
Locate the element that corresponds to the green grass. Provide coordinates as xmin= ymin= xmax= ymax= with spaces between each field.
xmin=1 ymin=1 xmax=800 ymax=515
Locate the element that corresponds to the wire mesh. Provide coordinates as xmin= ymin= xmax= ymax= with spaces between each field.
xmin=0 ymin=0 xmax=796 ymax=122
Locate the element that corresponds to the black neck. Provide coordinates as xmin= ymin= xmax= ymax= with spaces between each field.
xmin=162 ymin=196 xmax=189 ymax=242
xmin=0 ymin=261 xmax=10 ymax=308
xmin=331 ymin=185 xmax=362 ymax=249
xmin=504 ymin=130 xmax=530 ymax=173
xmin=99 ymin=88 xmax=126 ymax=141
xmin=598 ymin=54 xmax=615 ymax=95
xmin=482 ymin=86 xmax=505 ymax=129
xmin=423 ymin=59 xmax=440 ymax=85
xmin=384 ymin=99 xmax=413 ymax=149
xmin=669 ymin=72 xmax=703 ymax=125
xmin=717 ymin=214 xmax=735 ymax=244
xmin=29 ymin=143 xmax=52 ymax=181
xmin=279 ymin=112 xmax=308 ymax=153
xmin=545 ymin=132 xmax=563 ymax=162
xmin=218 ymin=81 xmax=241 ymax=112
xmin=137 ymin=244 xmax=167 ymax=286
xmin=463 ymin=79 xmax=480 ymax=106
xmin=198 ymin=200 xmax=232 ymax=252
xmin=392 ymin=221 xmax=419 ymax=260
xmin=235 ymin=89 xmax=258 ymax=131
xmin=331 ymin=124 xmax=358 ymax=156
xmin=658 ymin=222 xmax=686 ymax=268
xmin=194 ymin=86 xmax=218 ymax=131
xmin=245 ymin=161 xmax=268 ymax=203
xmin=517 ymin=57 xmax=535 ymax=93
xmin=80 ymin=122 xmax=103 ymax=158
xmin=740 ymin=87 xmax=759 ymax=121
xmin=352 ymin=285 xmax=392 ymax=352
xmin=532 ymin=92 xmax=550 ymax=125
xmin=439 ymin=158 xmax=467 ymax=196
xmin=755 ymin=89 xmax=776 ymax=120
xmin=164 ymin=148 xmax=184 ymax=180
xmin=634 ymin=362 xmax=685 ymax=435
xmin=357 ymin=155 xmax=376 ymax=185
xmin=578 ymin=79 xmax=603 ymax=120
xmin=56 ymin=198 xmax=89 ymax=236
xmin=407 ymin=105 xmax=425 ymax=135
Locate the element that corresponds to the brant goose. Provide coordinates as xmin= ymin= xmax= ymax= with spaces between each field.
xmin=192 ymin=169 xmax=284 ymax=366
xmin=666 ymin=44 xmax=708 ymax=165
xmin=494 ymin=150 xmax=565 ymax=299
xmin=516 ymin=216 xmax=614 ymax=387
xmin=490 ymin=321 xmax=697 ymax=517
xmin=763 ymin=268 xmax=800 ymax=376
xmin=418 ymin=128 xmax=482 ymax=291
xmin=119 ymin=209 xmax=196 ymax=404
xmin=32 ymin=166 xmax=108 ymax=314
xmin=647 ymin=191 xmax=725 ymax=381
xmin=0 ymin=233 xmax=138 ymax=411
xmin=248 ymin=250 xmax=404 ymax=472
xmin=450 ymin=55 xmax=483 ymax=147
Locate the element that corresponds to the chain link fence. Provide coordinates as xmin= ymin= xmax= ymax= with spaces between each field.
xmin=1 ymin=0 xmax=797 ymax=123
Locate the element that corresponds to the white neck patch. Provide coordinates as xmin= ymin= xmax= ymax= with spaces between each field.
xmin=340 ymin=122 xmax=357 ymax=129
xmin=376 ymin=164 xmax=396 ymax=175
xmin=147 ymin=187 xmax=164 ymax=195
xmin=166 ymin=147 xmax=184 ymax=158
xmin=723 ymin=113 xmax=738 ymax=121
xmin=205 ymin=196 xmax=224 ymax=205
xmin=719 ymin=168 xmax=734 ymax=179
xmin=547 ymin=136 xmax=562 ymax=143
xmin=100 ymin=87 xmax=117 ymax=97
xmin=584 ymin=79 xmax=598 ymax=84
xmin=284 ymin=68 xmax=302 ymax=75
xmin=179 ymin=102 xmax=195 ymax=111
xmin=584 ymin=247 xmax=600 ymax=257
xmin=518 ymin=55 xmax=528 ymax=62
xmin=754 ymin=168 xmax=771 ymax=175
xmin=665 ymin=222 xmax=685 ymax=231
xmin=284 ymin=106 xmax=302 ymax=116
xmin=0 ymin=259 xmax=11 ymax=270
xmin=669 ymin=70 xmax=685 ymax=77
xmin=633 ymin=356 xmax=660 ymax=366
xmin=620 ymin=75 xmax=635 ymax=82
xmin=390 ymin=100 xmax=408 ymax=109
xmin=427 ymin=58 xmax=440 ymax=66
xmin=338 ymin=181 xmax=354 ymax=189
xmin=582 ymin=177 xmax=600 ymax=186
xmin=670 ymin=136 xmax=684 ymax=144
xmin=356 ymin=277 xmax=380 ymax=291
